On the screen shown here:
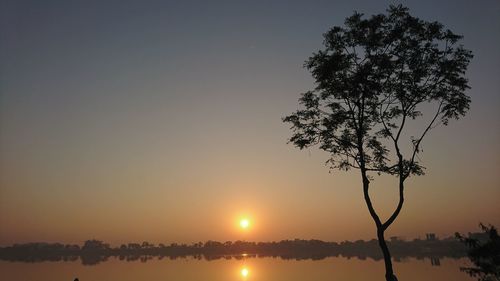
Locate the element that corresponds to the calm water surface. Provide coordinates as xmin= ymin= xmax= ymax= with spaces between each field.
xmin=1 ymin=257 xmax=474 ymax=281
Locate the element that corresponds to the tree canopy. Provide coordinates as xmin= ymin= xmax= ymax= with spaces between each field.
xmin=284 ymin=5 xmax=472 ymax=180
xmin=457 ymin=224 xmax=500 ymax=281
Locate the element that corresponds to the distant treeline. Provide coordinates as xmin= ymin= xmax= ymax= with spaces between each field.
xmin=0 ymin=235 xmax=477 ymax=265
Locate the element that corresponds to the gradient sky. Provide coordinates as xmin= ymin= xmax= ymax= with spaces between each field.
xmin=1 ymin=0 xmax=499 ymax=246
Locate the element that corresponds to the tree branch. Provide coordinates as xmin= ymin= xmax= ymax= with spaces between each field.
xmin=406 ymin=101 xmax=444 ymax=178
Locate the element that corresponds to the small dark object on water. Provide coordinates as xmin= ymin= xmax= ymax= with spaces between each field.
xmin=74 ymin=279 xmax=79 ymax=281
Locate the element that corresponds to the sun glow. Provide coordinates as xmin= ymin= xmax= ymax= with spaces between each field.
xmin=241 ymin=267 xmax=249 ymax=278
xmin=239 ymin=219 xmax=250 ymax=229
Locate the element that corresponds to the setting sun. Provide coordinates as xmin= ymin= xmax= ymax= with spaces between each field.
xmin=240 ymin=219 xmax=250 ymax=229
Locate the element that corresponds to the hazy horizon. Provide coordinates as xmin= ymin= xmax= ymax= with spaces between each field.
xmin=1 ymin=0 xmax=499 ymax=247
xmin=0 ymin=233 xmax=475 ymax=248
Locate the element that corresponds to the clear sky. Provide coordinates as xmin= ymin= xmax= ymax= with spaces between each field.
xmin=1 ymin=0 xmax=499 ymax=246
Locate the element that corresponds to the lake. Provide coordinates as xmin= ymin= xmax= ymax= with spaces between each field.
xmin=0 ymin=256 xmax=475 ymax=281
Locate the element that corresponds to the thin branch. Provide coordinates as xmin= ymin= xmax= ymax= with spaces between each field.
xmin=406 ymin=100 xmax=444 ymax=179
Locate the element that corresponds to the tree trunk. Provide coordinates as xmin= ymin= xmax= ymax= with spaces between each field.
xmin=361 ymin=171 xmax=399 ymax=281
xmin=358 ymin=131 xmax=400 ymax=281
xmin=377 ymin=227 xmax=398 ymax=281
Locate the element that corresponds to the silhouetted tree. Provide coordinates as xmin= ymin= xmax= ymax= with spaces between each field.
xmin=128 ymin=243 xmax=141 ymax=250
xmin=456 ymin=224 xmax=500 ymax=281
xmin=0 ymin=238 xmax=467 ymax=264
xmin=141 ymin=241 xmax=154 ymax=249
xmin=82 ymin=240 xmax=110 ymax=251
xmin=284 ymin=5 xmax=472 ymax=281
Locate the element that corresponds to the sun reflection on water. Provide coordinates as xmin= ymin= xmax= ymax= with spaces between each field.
xmin=240 ymin=266 xmax=249 ymax=278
